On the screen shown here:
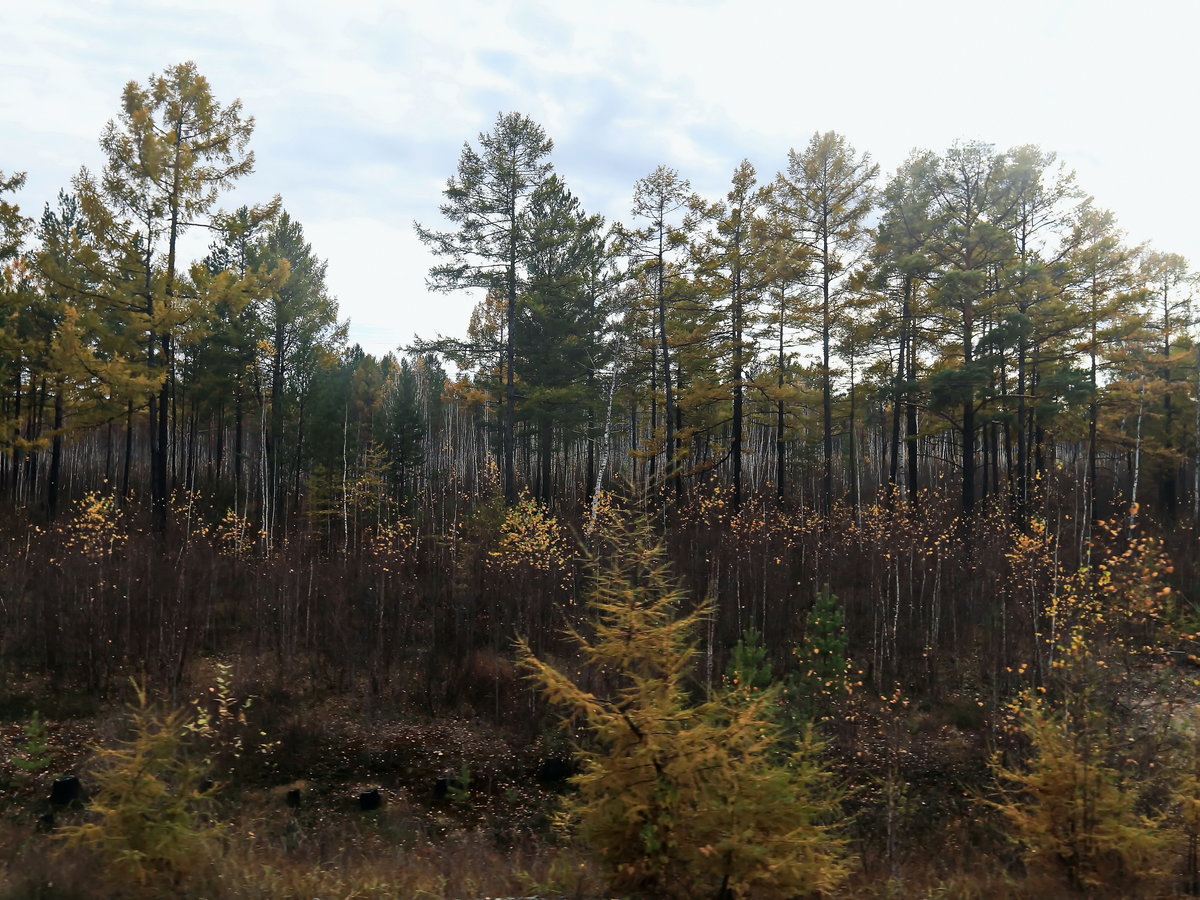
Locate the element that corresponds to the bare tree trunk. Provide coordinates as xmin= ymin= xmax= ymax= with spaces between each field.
xmin=590 ymin=349 xmax=622 ymax=531
xmin=1130 ymin=373 xmax=1147 ymax=533
xmin=1194 ymin=346 xmax=1200 ymax=525
xmin=47 ymin=386 xmax=64 ymax=520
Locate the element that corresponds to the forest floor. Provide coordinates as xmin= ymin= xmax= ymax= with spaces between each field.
xmin=0 ymin=663 xmax=1145 ymax=900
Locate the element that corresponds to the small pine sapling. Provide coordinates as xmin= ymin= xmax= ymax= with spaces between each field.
xmin=724 ymin=626 xmax=773 ymax=697
xmin=13 ymin=711 xmax=53 ymax=774
xmin=788 ymin=585 xmax=851 ymax=725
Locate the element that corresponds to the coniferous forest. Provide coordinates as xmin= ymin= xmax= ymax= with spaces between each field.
xmin=3 ymin=62 xmax=1200 ymax=898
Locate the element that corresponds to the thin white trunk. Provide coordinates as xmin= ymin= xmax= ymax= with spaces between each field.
xmin=1194 ymin=345 xmax=1200 ymax=524
xmin=342 ymin=404 xmax=350 ymax=553
xmin=1130 ymin=373 xmax=1147 ymax=531
xmin=260 ymin=403 xmax=271 ymax=552
xmin=589 ymin=345 xmax=623 ymax=531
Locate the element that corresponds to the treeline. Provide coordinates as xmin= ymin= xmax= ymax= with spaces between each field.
xmin=415 ymin=115 xmax=1197 ymax=529
xmin=1 ymin=62 xmax=1197 ymax=534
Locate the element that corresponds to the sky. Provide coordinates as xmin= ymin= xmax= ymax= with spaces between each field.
xmin=3 ymin=0 xmax=1197 ymax=359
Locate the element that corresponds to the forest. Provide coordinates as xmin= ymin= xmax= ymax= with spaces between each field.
xmin=1 ymin=61 xmax=1199 ymax=898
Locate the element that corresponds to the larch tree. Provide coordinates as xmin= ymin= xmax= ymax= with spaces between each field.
xmin=518 ymin=513 xmax=848 ymax=898
xmin=617 ymin=165 xmax=697 ymax=502
xmin=93 ymin=61 xmax=255 ymax=531
xmin=771 ymin=131 xmax=878 ymax=514
xmin=693 ymin=159 xmax=771 ymax=510
xmin=415 ymin=111 xmax=554 ymax=504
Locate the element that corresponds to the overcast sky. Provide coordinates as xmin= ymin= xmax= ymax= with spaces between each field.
xmin=3 ymin=0 xmax=1196 ymax=358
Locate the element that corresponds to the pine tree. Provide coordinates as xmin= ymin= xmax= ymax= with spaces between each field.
xmin=415 ymin=111 xmax=554 ymax=504
xmin=923 ymin=141 xmax=1015 ymax=514
xmin=0 ymin=170 xmax=27 ymax=262
xmin=517 ymin=174 xmax=608 ymax=502
xmin=789 ymin=585 xmax=851 ymax=725
xmin=381 ymin=355 xmax=426 ymax=499
xmin=1065 ymin=207 xmax=1142 ymax=532
xmin=996 ymin=146 xmax=1085 ymax=511
xmin=693 ymin=160 xmax=772 ymax=510
xmin=254 ymin=210 xmax=341 ymax=535
xmin=871 ymin=151 xmax=938 ymax=502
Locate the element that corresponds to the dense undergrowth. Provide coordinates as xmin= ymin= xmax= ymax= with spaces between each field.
xmin=2 ymin=480 xmax=1200 ymax=898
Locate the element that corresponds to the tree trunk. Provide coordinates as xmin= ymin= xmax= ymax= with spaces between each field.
xmin=538 ymin=417 xmax=553 ymax=504
xmin=821 ymin=240 xmax=833 ymax=516
xmin=906 ymin=321 xmax=919 ymax=502
xmin=47 ymin=386 xmax=64 ymax=520
xmin=121 ymin=400 xmax=133 ymax=503
xmin=961 ymin=306 xmax=976 ymax=515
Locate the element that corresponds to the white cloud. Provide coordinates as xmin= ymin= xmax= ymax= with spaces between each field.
xmin=5 ymin=0 xmax=1198 ymax=358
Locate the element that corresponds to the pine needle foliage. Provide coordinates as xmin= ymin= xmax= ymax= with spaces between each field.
xmin=12 ymin=711 xmax=52 ymax=774
xmin=725 ymin=626 xmax=773 ymax=695
xmin=56 ymin=684 xmax=220 ymax=890
xmin=789 ymin=584 xmax=851 ymax=724
xmin=518 ymin=513 xmax=849 ymax=899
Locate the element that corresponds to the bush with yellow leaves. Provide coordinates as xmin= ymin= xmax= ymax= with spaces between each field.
xmin=63 ymin=490 xmax=127 ymax=559
xmin=488 ymin=490 xmax=572 ymax=578
xmin=990 ymin=536 xmax=1174 ymax=900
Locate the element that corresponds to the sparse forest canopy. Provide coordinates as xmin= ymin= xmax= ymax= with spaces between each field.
xmin=1 ymin=64 xmax=1196 ymax=525
xmin=5 ymin=62 xmax=1200 ymax=899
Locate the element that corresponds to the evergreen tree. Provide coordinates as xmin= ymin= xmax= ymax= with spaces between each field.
xmin=789 ymin=585 xmax=851 ymax=725
xmin=923 ymin=141 xmax=1016 ymax=515
xmin=516 ymin=174 xmax=608 ymax=502
xmin=871 ymin=151 xmax=938 ymax=502
xmin=693 ymin=160 xmax=771 ymax=510
xmin=415 ymin=111 xmax=554 ymax=503
xmin=193 ymin=201 xmax=280 ymax=502
xmin=1138 ymin=249 xmax=1193 ymax=516
xmin=255 ymin=210 xmax=341 ymax=535
xmin=0 ymin=170 xmax=27 ymax=262
xmin=1065 ymin=207 xmax=1142 ymax=529
xmin=996 ymin=146 xmax=1085 ymax=510
xmin=381 ymin=354 xmax=426 ymax=499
